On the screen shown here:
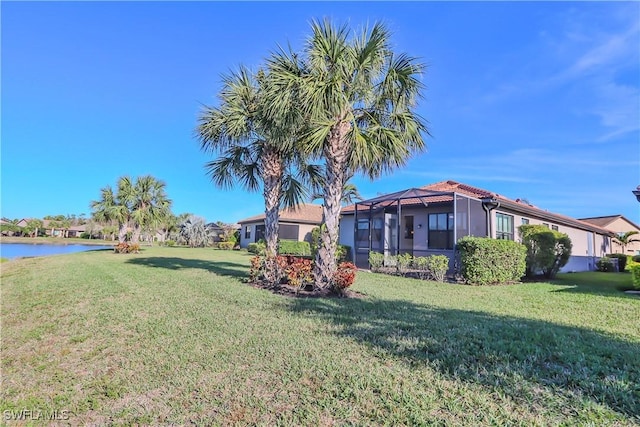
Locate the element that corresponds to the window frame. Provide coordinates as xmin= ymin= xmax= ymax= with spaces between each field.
xmin=496 ymin=212 xmax=514 ymax=240
xmin=428 ymin=212 xmax=454 ymax=250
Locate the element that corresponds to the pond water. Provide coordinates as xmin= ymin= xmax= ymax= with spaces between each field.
xmin=0 ymin=243 xmax=113 ymax=259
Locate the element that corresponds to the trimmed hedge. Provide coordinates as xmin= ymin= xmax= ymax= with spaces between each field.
xmin=519 ymin=225 xmax=572 ymax=279
xmin=596 ymin=257 xmax=615 ymax=272
xmin=247 ymin=242 xmax=266 ymax=255
xmin=218 ymin=242 xmax=235 ymax=250
xmin=631 ymin=264 xmax=640 ymax=290
xmin=278 ymin=240 xmax=311 ymax=257
xmin=458 ymin=237 xmax=526 ymax=285
xmin=607 ymin=253 xmax=627 ymax=272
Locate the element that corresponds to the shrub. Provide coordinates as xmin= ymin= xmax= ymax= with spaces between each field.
xmin=631 ymin=264 xmax=640 ymax=290
xmin=249 ymin=255 xmax=264 ymax=283
xmin=165 ymin=240 xmax=176 ymax=247
xmin=596 ymin=257 xmax=615 ymax=272
xmin=218 ymin=242 xmax=235 ymax=250
xmin=632 ymin=255 xmax=640 ymax=263
xmin=425 ymin=255 xmax=449 ymax=282
xmin=310 ymin=226 xmax=322 ymax=259
xmin=458 ymin=237 xmax=526 ymax=285
xmin=278 ymin=240 xmax=311 ymax=257
xmin=368 ymin=251 xmax=384 ymax=272
xmin=396 ymin=253 xmax=413 ymax=276
xmin=337 ymin=245 xmax=351 ymax=263
xmin=285 ymin=257 xmax=313 ymax=292
xmin=247 ymin=242 xmax=266 ymax=255
xmin=333 ymin=262 xmax=357 ymax=293
xmin=113 ymin=243 xmax=140 ymax=254
xmin=519 ymin=225 xmax=572 ymax=279
xmin=413 ymin=256 xmax=430 ymax=280
xmin=607 ymin=253 xmax=627 ymax=272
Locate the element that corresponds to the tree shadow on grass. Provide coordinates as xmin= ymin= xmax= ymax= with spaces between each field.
xmin=286 ymin=297 xmax=640 ymax=419
xmin=125 ymin=257 xmax=248 ymax=279
xmin=549 ymin=273 xmax=636 ymax=298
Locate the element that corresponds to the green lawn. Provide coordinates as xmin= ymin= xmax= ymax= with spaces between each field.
xmin=1 ymin=248 xmax=638 ymax=425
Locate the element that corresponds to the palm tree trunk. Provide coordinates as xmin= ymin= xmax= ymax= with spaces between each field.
xmin=131 ymin=224 xmax=141 ymax=244
xmin=118 ymin=222 xmax=127 ymax=243
xmin=261 ymin=147 xmax=283 ymax=285
xmin=314 ymin=121 xmax=351 ymax=290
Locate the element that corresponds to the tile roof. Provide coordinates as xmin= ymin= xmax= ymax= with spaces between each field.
xmin=579 ymin=215 xmax=640 ymax=231
xmin=237 ymin=203 xmax=323 ymax=225
xmin=341 ymin=180 xmax=613 ymax=235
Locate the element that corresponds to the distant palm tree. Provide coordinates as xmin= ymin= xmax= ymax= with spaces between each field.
xmin=90 ymin=181 xmax=131 ymax=243
xmin=196 ymin=66 xmax=320 ymax=283
xmin=266 ymin=19 xmax=428 ymax=289
xmin=613 ymin=231 xmax=640 ymax=254
xmin=126 ymin=175 xmax=172 ymax=244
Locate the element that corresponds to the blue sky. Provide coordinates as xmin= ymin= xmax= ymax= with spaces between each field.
xmin=2 ymin=1 xmax=639 ymax=225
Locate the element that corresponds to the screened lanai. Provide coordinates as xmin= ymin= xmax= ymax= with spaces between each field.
xmin=347 ymin=188 xmax=491 ymax=270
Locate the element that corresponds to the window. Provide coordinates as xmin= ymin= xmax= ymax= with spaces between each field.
xmin=356 ymin=219 xmax=369 ymax=243
xmin=542 ymin=223 xmax=549 ymax=228
xmin=496 ymin=213 xmax=514 ymax=240
xmin=280 ymin=224 xmax=299 ymax=240
xmin=551 ymin=225 xmax=558 ymax=231
xmin=404 ymin=216 xmax=414 ymax=239
xmin=521 ymin=218 xmax=529 ymax=225
xmin=428 ymin=213 xmax=454 ymax=249
xmin=244 ymin=225 xmax=251 ymax=240
xmin=255 ymin=225 xmax=265 ymax=242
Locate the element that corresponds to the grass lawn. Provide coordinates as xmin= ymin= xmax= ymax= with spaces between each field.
xmin=1 ymin=247 xmax=638 ymax=425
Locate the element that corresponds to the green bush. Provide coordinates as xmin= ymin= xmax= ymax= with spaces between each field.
xmin=337 ymin=245 xmax=351 ymax=262
xmin=458 ymin=237 xmax=526 ymax=285
xmin=607 ymin=253 xmax=627 ymax=271
xmin=425 ymin=255 xmax=449 ymax=282
xmin=218 ymin=242 xmax=235 ymax=250
xmin=631 ymin=264 xmax=640 ymax=290
xmin=368 ymin=251 xmax=384 ymax=272
xmin=396 ymin=253 xmax=413 ymax=275
xmin=278 ymin=240 xmax=311 ymax=256
xmin=596 ymin=257 xmax=615 ymax=272
xmin=519 ymin=225 xmax=572 ymax=279
xmin=165 ymin=240 xmax=176 ymax=247
xmin=413 ymin=256 xmax=430 ymax=280
xmin=247 ymin=242 xmax=266 ymax=255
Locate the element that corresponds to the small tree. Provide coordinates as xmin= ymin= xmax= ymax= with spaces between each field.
xmin=519 ymin=225 xmax=572 ymax=279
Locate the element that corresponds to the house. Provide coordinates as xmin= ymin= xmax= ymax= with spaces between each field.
xmin=579 ymin=215 xmax=640 ymax=255
xmin=339 ymin=180 xmax=613 ymax=272
xmin=237 ymin=204 xmax=323 ymax=249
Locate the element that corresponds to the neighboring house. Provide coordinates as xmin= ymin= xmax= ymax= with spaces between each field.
xmin=66 ymin=224 xmax=87 ymax=238
xmin=16 ymin=219 xmax=30 ymax=228
xmin=339 ymin=180 xmax=613 ymax=272
xmin=237 ymin=204 xmax=323 ymax=249
xmin=579 ymin=215 xmax=640 ymax=255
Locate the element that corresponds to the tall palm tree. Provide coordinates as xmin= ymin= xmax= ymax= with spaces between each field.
xmin=613 ymin=231 xmax=640 ymax=254
xmin=196 ymin=66 xmax=320 ymax=283
xmin=266 ymin=19 xmax=429 ymax=289
xmin=126 ymin=175 xmax=172 ymax=244
xmin=90 ymin=181 xmax=131 ymax=243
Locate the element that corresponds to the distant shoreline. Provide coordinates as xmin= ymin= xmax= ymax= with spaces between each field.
xmin=0 ymin=236 xmax=116 ymax=246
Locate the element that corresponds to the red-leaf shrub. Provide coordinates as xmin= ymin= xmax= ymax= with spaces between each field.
xmin=113 ymin=243 xmax=140 ymax=254
xmin=285 ymin=257 xmax=313 ymax=291
xmin=333 ymin=262 xmax=357 ymax=291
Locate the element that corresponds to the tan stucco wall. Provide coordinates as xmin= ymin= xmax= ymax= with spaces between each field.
xmin=605 ymin=217 xmax=640 ymax=255
xmin=491 ymin=209 xmax=612 ymax=259
xmin=239 ymin=221 xmax=319 ymax=249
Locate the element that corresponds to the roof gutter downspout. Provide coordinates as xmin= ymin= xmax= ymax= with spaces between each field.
xmin=481 ymin=198 xmax=500 ymax=239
